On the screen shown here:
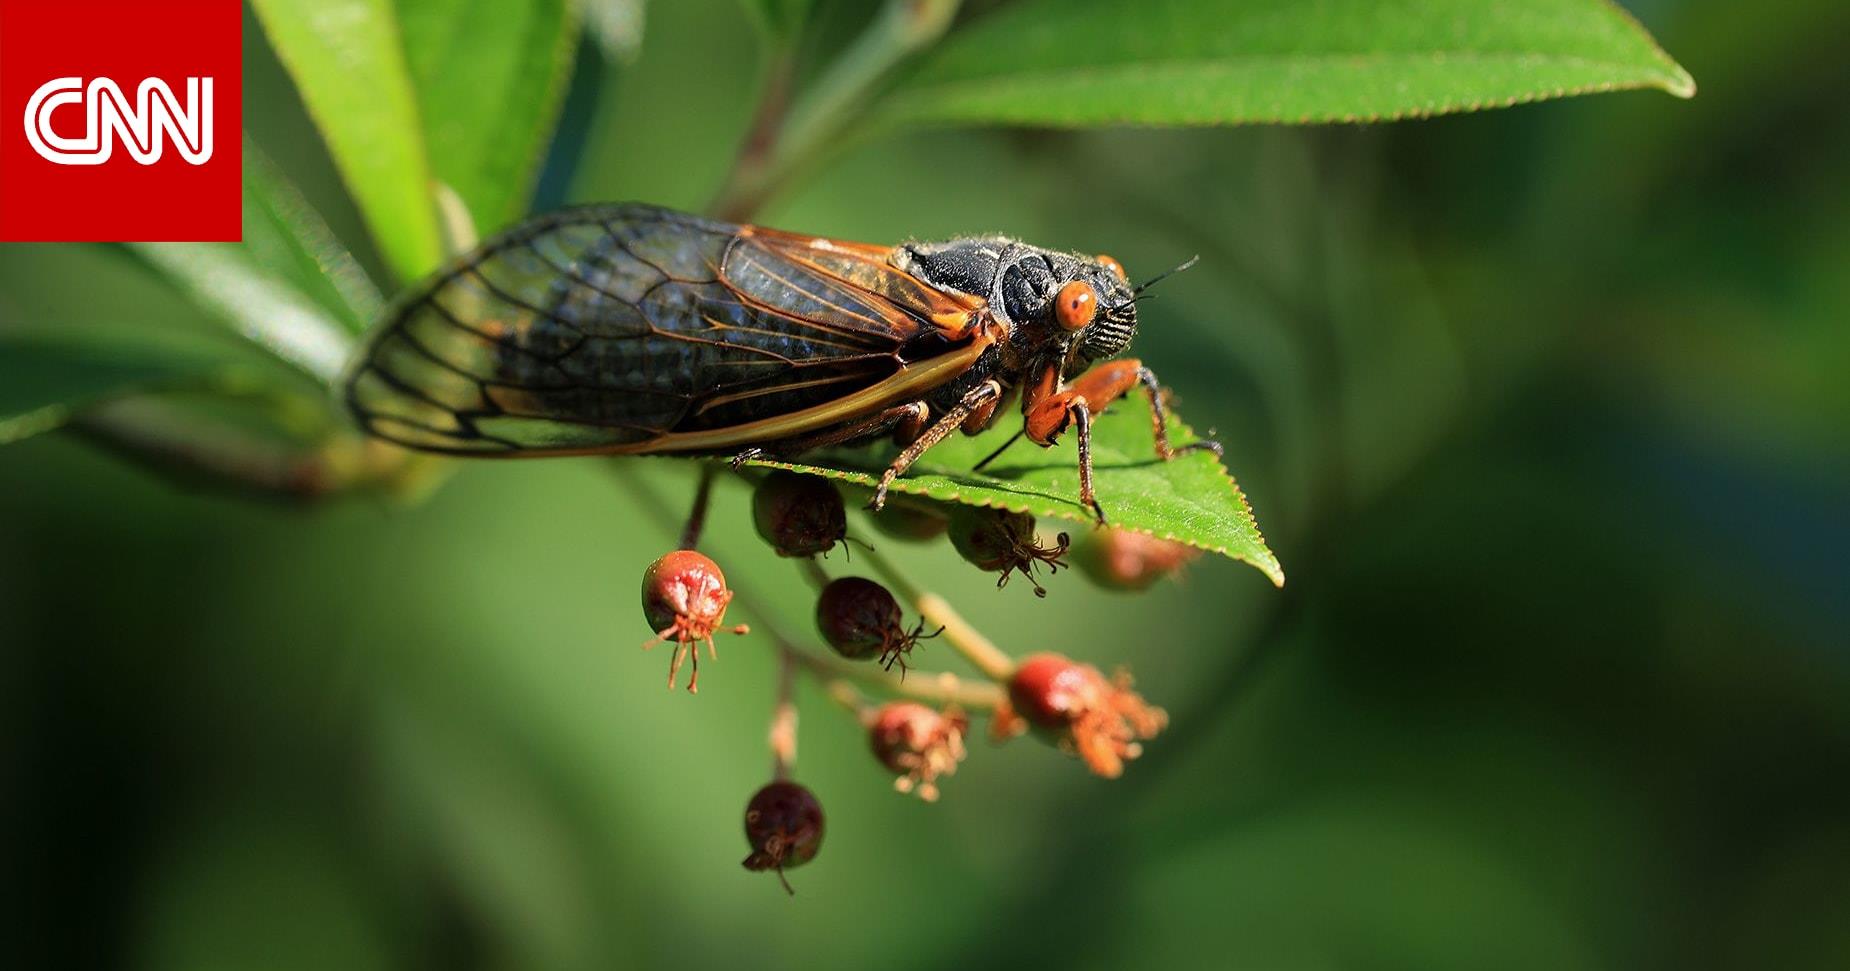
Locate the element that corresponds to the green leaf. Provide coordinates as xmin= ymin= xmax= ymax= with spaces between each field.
xmin=739 ymin=0 xmax=812 ymax=40
xmin=881 ymin=0 xmax=1695 ymax=128
xmin=744 ymin=402 xmax=1283 ymax=586
xmin=0 ymin=334 xmax=243 ymax=445
xmin=101 ymin=142 xmax=371 ymax=398
xmin=397 ymin=0 xmax=581 ymax=232
xmin=124 ymin=241 xmax=357 ymax=387
xmin=241 ymin=139 xmax=385 ymax=335
xmin=250 ymin=0 xmax=447 ymax=282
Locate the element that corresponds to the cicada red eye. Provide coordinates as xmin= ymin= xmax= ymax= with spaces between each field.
xmin=1054 ymin=280 xmax=1097 ymax=331
xmin=1096 ymin=253 xmax=1126 ymax=281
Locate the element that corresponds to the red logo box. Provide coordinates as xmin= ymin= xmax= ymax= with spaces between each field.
xmin=0 ymin=0 xmax=241 ymax=242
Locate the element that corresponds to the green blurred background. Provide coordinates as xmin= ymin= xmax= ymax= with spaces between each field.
xmin=5 ymin=0 xmax=1850 ymax=968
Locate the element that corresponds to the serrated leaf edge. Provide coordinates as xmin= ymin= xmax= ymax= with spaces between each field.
xmin=663 ymin=412 xmax=1284 ymax=587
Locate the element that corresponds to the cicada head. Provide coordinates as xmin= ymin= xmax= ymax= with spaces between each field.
xmin=1047 ymin=252 xmax=1139 ymax=364
xmin=1075 ymin=253 xmax=1198 ymax=364
xmin=991 ymin=247 xmax=1138 ymax=363
xmin=1073 ymin=259 xmax=1139 ymax=363
xmin=894 ymin=238 xmax=1169 ymax=364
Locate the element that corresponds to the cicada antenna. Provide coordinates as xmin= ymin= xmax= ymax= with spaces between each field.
xmin=1133 ymin=254 xmax=1201 ymax=295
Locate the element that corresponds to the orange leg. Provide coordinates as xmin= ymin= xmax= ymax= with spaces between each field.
xmin=1022 ymin=359 xmax=1221 ymax=522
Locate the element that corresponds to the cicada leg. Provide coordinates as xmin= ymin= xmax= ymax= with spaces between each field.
xmin=1023 ymin=359 xmax=1221 ymax=523
xmin=869 ymin=381 xmax=1004 ymax=512
xmin=1129 ymin=364 xmax=1222 ymax=463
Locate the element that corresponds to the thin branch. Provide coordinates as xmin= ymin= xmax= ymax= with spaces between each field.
xmin=708 ymin=49 xmax=797 ymax=223
xmin=826 ymin=678 xmax=876 ymax=722
xmin=71 ymin=397 xmax=423 ymax=504
xmin=915 ymin=591 xmax=1016 ymax=681
xmin=680 ymin=465 xmax=716 ymax=549
xmin=706 ymin=0 xmax=964 ymax=222
xmin=769 ymin=648 xmax=798 ymax=780
xmin=782 ymin=636 xmax=1004 ymax=710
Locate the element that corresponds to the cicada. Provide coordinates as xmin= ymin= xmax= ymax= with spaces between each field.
xmin=344 ymin=204 xmax=1215 ymax=520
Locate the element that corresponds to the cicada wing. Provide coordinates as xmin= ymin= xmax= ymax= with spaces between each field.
xmin=345 ymin=204 xmax=980 ymax=456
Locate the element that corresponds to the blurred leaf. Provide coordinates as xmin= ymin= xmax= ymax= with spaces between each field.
xmin=747 ymin=402 xmax=1283 ymax=585
xmin=250 ymin=0 xmax=447 ymax=282
xmin=242 ymin=139 xmax=385 ymax=335
xmin=738 ymin=0 xmax=811 ymax=40
xmin=398 ymin=0 xmax=581 ymax=232
xmin=125 ymin=241 xmax=355 ymax=386
xmin=1131 ymin=805 xmax=1599 ymax=970
xmin=0 ymin=334 xmax=241 ymax=444
xmin=584 ymin=0 xmax=647 ymax=62
xmin=882 ymin=0 xmax=1694 ymax=127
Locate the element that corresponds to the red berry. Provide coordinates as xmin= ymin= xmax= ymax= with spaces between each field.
xmin=640 ymin=550 xmax=748 ymax=693
xmin=868 ymin=702 xmax=968 ymax=802
xmin=1007 ymin=653 xmax=1167 ymax=779
xmin=753 ymin=471 xmax=847 ymax=558
xmin=948 ymin=507 xmax=1069 ymax=597
xmin=742 ymin=781 xmax=824 ymax=893
xmin=1008 ymin=653 xmax=1102 ymax=727
xmin=1074 ymin=527 xmax=1201 ymax=590
xmin=814 ymin=577 xmax=940 ymax=672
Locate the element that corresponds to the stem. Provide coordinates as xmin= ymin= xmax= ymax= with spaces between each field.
xmin=783 ymin=636 xmax=1003 ymax=710
xmin=797 ymin=555 xmax=831 ymax=589
xmin=707 ymin=0 xmax=963 ymax=222
xmin=741 ymin=565 xmax=1004 ymax=709
xmin=708 ymin=49 xmax=797 ymax=223
xmin=826 ymin=678 xmax=876 ymax=722
xmin=858 ymin=545 xmax=1017 ymax=681
xmin=769 ymin=648 xmax=798 ymax=780
xmin=72 ymin=397 xmax=429 ymax=503
xmin=915 ymin=592 xmax=1016 ymax=681
xmin=680 ymin=465 xmax=715 ymax=549
xmin=611 ymin=463 xmax=1006 ymax=710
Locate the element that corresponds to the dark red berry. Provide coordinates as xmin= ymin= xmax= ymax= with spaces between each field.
xmin=868 ymin=702 xmax=968 ymax=801
xmin=1007 ymin=653 xmax=1166 ymax=779
xmin=742 ymin=781 xmax=824 ymax=893
xmin=868 ymin=499 xmax=949 ymax=543
xmin=753 ymin=471 xmax=847 ymax=557
xmin=815 ymin=577 xmax=939 ymax=672
xmin=640 ymin=550 xmax=748 ymax=693
xmin=1074 ymin=527 xmax=1201 ymax=591
xmin=948 ymin=507 xmax=1069 ymax=597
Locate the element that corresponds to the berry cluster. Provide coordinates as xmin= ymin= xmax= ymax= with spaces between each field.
xmin=634 ymin=468 xmax=1199 ymax=892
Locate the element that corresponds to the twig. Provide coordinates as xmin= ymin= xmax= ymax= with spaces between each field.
xmin=708 ymin=49 xmax=797 ymax=223
xmin=769 ymin=648 xmax=798 ymax=780
xmin=706 ymin=0 xmax=964 ymax=222
xmin=782 ymin=635 xmax=1003 ymax=710
xmin=826 ymin=678 xmax=876 ymax=722
xmin=680 ymin=465 xmax=716 ymax=549
xmin=797 ymin=555 xmax=831 ymax=589
xmin=72 ymin=397 xmax=428 ymax=503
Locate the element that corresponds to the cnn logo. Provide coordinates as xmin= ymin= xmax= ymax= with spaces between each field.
xmin=0 ymin=0 xmax=239 ymax=242
xmin=23 ymin=76 xmax=214 ymax=166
